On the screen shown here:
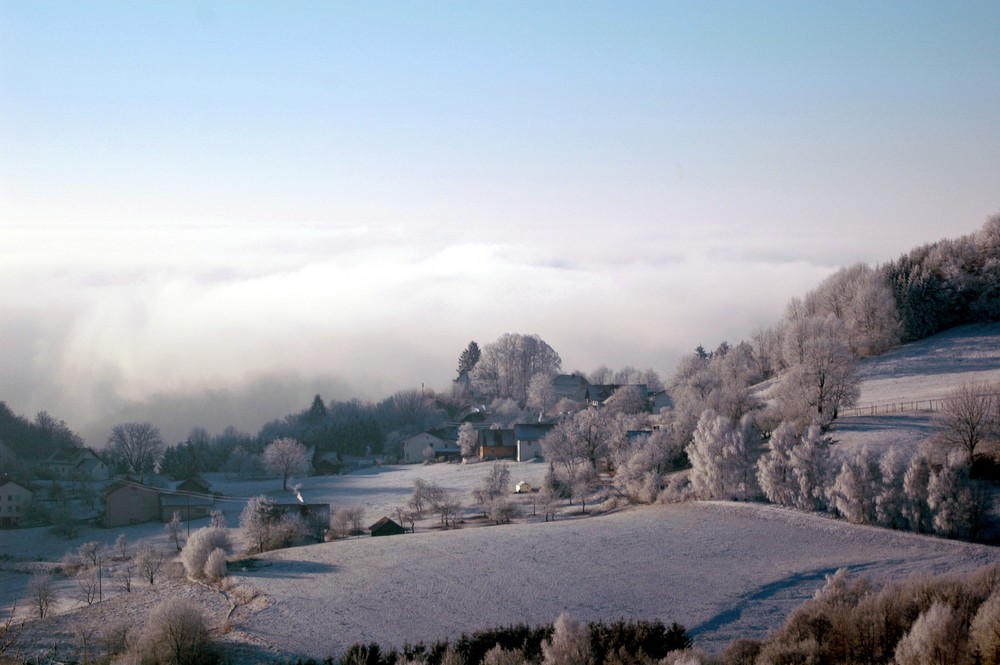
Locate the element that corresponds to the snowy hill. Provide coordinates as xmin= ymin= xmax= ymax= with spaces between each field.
xmin=6 ymin=324 xmax=1000 ymax=662
xmin=833 ymin=323 xmax=1000 ymax=455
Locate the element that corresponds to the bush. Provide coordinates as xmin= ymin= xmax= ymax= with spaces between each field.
xmin=203 ymin=548 xmax=228 ymax=582
xmin=132 ymin=597 xmax=213 ymax=665
xmin=180 ymin=527 xmax=231 ymax=580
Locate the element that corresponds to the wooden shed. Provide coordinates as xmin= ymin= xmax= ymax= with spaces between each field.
xmin=369 ymin=516 xmax=406 ymax=537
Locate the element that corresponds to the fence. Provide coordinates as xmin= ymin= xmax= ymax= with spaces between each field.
xmin=842 ymin=400 xmax=946 ymax=418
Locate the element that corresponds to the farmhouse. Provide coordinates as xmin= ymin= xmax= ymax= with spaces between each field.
xmin=103 ymin=476 xmax=218 ymax=527
xmin=514 ymin=423 xmax=554 ymax=461
xmin=45 ymin=447 xmax=111 ymax=481
xmin=478 ymin=428 xmax=516 ymax=460
xmin=0 ymin=475 xmax=32 ymax=528
xmin=103 ymin=477 xmax=162 ymax=528
xmin=401 ymin=429 xmax=460 ymax=463
xmin=369 ymin=516 xmax=406 ymax=537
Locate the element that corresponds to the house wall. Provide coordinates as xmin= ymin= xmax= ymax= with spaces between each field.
xmin=0 ymin=482 xmax=32 ymax=528
xmin=104 ymin=485 xmax=161 ymax=528
xmin=402 ymin=434 xmax=449 ymax=463
xmin=479 ymin=445 xmax=516 ymax=460
xmin=517 ymin=440 xmax=543 ymax=462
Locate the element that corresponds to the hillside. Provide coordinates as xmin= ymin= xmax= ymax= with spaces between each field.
xmin=832 ymin=322 xmax=1000 ymax=455
xmin=5 ymin=324 xmax=1000 ymax=662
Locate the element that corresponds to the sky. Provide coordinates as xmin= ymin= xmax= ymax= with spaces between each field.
xmin=1 ymin=2 xmax=998 ymax=447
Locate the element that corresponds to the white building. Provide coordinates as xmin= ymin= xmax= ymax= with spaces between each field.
xmin=0 ymin=476 xmax=33 ymax=528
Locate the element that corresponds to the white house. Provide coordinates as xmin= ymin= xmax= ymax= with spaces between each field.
xmin=0 ymin=476 xmax=33 ymax=528
xmin=400 ymin=431 xmax=460 ymax=463
xmin=514 ymin=423 xmax=554 ymax=462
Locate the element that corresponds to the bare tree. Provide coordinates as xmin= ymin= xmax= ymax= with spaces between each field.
xmin=263 ymin=438 xmax=311 ymax=491
xmin=117 ymin=561 xmax=134 ymax=593
xmin=28 ymin=573 xmax=56 ymax=618
xmin=0 ymin=601 xmax=23 ymax=656
xmin=135 ymin=543 xmax=165 ymax=585
xmin=76 ymin=567 xmax=99 ymax=606
xmin=936 ymin=382 xmax=996 ymax=462
xmin=113 ymin=533 xmax=129 ymax=560
xmin=107 ymin=422 xmax=164 ymax=482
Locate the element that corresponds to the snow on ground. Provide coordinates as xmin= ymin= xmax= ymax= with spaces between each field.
xmin=852 ymin=323 xmax=1000 ymax=409
xmin=831 ymin=323 xmax=1000 ymax=455
xmin=230 ymin=501 xmax=1000 ymax=661
xmin=5 ymin=324 xmax=1000 ymax=662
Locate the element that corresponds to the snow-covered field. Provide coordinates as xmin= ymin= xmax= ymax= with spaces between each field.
xmin=230 ymin=501 xmax=1000 ymax=661
xmin=3 ymin=323 xmax=1000 ymax=662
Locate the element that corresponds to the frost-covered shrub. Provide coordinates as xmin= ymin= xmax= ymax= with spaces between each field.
xmin=614 ymin=429 xmax=684 ymax=504
xmin=203 ymin=547 xmax=228 ymax=582
xmin=133 ymin=597 xmax=211 ymax=665
xmin=481 ymin=645 xmax=527 ymax=665
xmin=180 ymin=526 xmax=231 ymax=580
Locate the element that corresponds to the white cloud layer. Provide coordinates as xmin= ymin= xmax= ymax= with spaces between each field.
xmin=2 ymin=219 xmax=837 ymax=445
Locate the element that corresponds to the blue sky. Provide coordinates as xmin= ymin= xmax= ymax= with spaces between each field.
xmin=2 ymin=2 xmax=998 ymax=445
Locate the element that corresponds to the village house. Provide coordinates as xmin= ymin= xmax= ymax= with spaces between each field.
xmin=401 ymin=429 xmax=460 ymax=463
xmin=478 ymin=428 xmax=516 ymax=460
xmin=0 ymin=475 xmax=32 ymax=528
xmin=103 ymin=477 xmax=161 ymax=528
xmin=514 ymin=423 xmax=554 ymax=462
xmin=550 ymin=373 xmax=590 ymax=403
xmin=103 ymin=476 xmax=217 ymax=528
xmin=45 ymin=447 xmax=111 ymax=481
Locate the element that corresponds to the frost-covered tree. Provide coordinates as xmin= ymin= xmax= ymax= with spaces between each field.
xmin=602 ymin=384 xmax=649 ymax=416
xmin=893 ymin=601 xmax=968 ymax=665
xmin=971 ymin=590 xmax=1000 ymax=665
xmin=240 ymin=495 xmax=276 ymax=553
xmin=472 ymin=333 xmax=561 ymax=403
xmin=902 ymin=453 xmax=934 ymax=533
xmin=773 ymin=314 xmax=859 ymax=428
xmin=757 ymin=421 xmax=800 ymax=507
xmin=613 ymin=428 xmax=684 ymax=504
xmin=263 ymin=437 xmax=311 ymax=491
xmin=687 ymin=410 xmax=759 ymax=501
xmin=875 ymin=447 xmax=909 ymax=529
xmin=542 ymin=613 xmax=593 ymax=665
xmin=165 ymin=511 xmax=184 ymax=551
xmin=827 ymin=448 xmax=880 ymax=524
xmin=927 ymin=451 xmax=988 ymax=539
xmin=457 ymin=422 xmax=479 ymax=459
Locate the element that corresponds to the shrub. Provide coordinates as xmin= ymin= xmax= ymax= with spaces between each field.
xmin=133 ymin=597 xmax=213 ymax=665
xmin=203 ymin=548 xmax=228 ymax=582
xmin=180 ymin=527 xmax=231 ymax=580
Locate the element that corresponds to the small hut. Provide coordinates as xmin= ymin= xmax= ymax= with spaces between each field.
xmin=369 ymin=516 xmax=406 ymax=537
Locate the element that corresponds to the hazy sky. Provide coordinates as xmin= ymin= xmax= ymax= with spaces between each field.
xmin=2 ymin=2 xmax=998 ymax=446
